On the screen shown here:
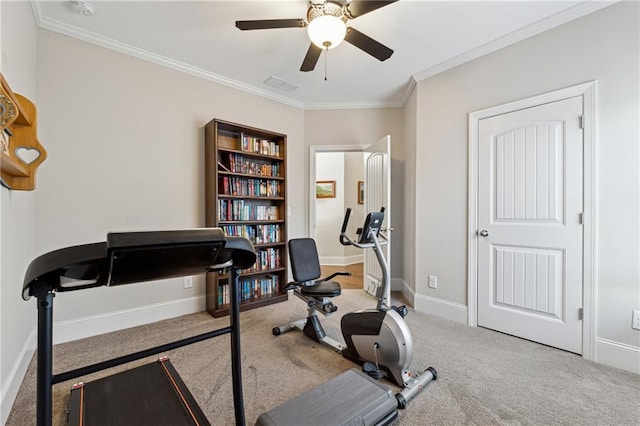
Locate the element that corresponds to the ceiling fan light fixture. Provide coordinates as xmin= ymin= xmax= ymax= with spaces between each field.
xmin=307 ymin=15 xmax=346 ymax=49
xmin=70 ymin=0 xmax=95 ymax=16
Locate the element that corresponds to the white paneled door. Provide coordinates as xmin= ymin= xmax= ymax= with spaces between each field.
xmin=477 ymin=97 xmax=584 ymax=354
xmin=364 ymin=135 xmax=391 ymax=305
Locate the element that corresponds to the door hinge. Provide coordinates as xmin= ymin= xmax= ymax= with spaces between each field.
xmin=579 ymin=212 xmax=583 ymax=224
xmin=578 ymin=308 xmax=584 ymax=320
xmin=579 ymin=115 xmax=584 ymax=129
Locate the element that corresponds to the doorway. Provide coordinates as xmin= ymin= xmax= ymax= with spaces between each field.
xmin=309 ymin=138 xmax=392 ymax=296
xmin=468 ymin=82 xmax=597 ymax=359
xmin=311 ymin=148 xmax=367 ymax=290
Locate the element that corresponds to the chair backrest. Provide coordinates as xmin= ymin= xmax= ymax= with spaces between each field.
xmin=288 ymin=238 xmax=321 ymax=283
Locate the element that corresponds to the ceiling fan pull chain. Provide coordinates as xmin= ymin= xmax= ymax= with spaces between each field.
xmin=324 ymin=47 xmax=328 ymax=81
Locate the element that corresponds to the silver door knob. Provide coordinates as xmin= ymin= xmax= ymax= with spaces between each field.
xmin=479 ymin=230 xmax=489 ymax=237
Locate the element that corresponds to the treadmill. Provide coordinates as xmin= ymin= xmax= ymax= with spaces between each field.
xmin=22 ymin=229 xmax=254 ymax=426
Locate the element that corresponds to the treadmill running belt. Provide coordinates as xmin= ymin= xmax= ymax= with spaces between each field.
xmin=68 ymin=358 xmax=210 ymax=426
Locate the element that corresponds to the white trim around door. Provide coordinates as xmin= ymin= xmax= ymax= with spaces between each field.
xmin=467 ymin=81 xmax=597 ymax=361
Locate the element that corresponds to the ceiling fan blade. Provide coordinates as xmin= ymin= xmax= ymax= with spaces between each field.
xmin=300 ymin=43 xmax=322 ymax=72
xmin=344 ymin=27 xmax=393 ymax=62
xmin=235 ymin=19 xmax=306 ymax=30
xmin=344 ymin=0 xmax=398 ymax=19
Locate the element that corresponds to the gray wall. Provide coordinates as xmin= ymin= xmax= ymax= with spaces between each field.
xmin=402 ymin=88 xmax=418 ymax=296
xmin=304 ymin=109 xmax=404 ymax=277
xmin=412 ymin=2 xmax=639 ymax=354
xmin=0 ymin=2 xmax=38 ymax=423
xmin=34 ymin=31 xmax=305 ymax=322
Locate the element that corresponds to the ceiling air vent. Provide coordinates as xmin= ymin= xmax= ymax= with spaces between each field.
xmin=264 ymin=76 xmax=298 ymax=93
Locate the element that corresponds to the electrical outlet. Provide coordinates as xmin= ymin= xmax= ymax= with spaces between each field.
xmin=632 ymin=310 xmax=640 ymax=330
xmin=428 ymin=275 xmax=437 ymax=289
xmin=184 ymin=276 xmax=193 ymax=289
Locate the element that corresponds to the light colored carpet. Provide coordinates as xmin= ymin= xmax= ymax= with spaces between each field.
xmin=7 ymin=289 xmax=640 ymax=425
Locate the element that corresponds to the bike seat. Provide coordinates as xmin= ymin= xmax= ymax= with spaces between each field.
xmin=300 ymin=281 xmax=341 ymax=298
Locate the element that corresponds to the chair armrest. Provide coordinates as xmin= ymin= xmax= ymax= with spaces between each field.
xmin=283 ymin=281 xmax=302 ymax=291
xmin=318 ymin=271 xmax=352 ymax=282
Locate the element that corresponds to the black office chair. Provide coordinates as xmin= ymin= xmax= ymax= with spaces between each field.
xmin=272 ymin=238 xmax=350 ymax=351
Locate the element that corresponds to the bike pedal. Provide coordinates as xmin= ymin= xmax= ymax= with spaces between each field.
xmin=392 ymin=305 xmax=408 ymax=318
xmin=362 ymin=362 xmax=385 ymax=380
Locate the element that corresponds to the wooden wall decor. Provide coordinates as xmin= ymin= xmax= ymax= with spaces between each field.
xmin=0 ymin=73 xmax=47 ymax=190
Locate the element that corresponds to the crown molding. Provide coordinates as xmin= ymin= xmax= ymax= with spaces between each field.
xmin=31 ymin=1 xmax=615 ymax=110
xmin=400 ymin=77 xmax=417 ymax=106
xmin=304 ymin=99 xmax=404 ymax=110
xmin=413 ymin=1 xmax=617 ymax=82
xmin=31 ymin=2 xmax=307 ymax=110
xmin=29 ymin=1 xmax=406 ymax=110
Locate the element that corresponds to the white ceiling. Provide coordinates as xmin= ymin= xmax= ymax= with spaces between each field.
xmin=33 ymin=1 xmax=611 ymax=109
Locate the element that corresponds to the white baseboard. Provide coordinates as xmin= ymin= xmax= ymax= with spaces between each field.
xmin=53 ymin=295 xmax=206 ymax=344
xmin=413 ymin=294 xmax=639 ymax=374
xmin=595 ymin=338 xmax=640 ymax=374
xmin=392 ymin=279 xmax=414 ymax=302
xmin=391 ymin=278 xmax=407 ymax=293
xmin=1 ymin=328 xmax=36 ymax=425
xmin=319 ymin=255 xmax=363 ymax=266
xmin=414 ymin=293 xmax=468 ymax=324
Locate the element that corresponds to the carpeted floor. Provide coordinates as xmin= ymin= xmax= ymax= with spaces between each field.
xmin=7 ymin=289 xmax=640 ymax=425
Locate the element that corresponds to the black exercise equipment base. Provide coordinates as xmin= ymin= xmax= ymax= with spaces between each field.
xmin=68 ymin=357 xmax=210 ymax=426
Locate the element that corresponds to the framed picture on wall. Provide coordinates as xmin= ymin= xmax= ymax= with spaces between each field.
xmin=316 ymin=180 xmax=336 ymax=198
xmin=358 ymin=181 xmax=364 ymax=204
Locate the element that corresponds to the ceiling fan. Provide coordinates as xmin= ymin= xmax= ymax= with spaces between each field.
xmin=236 ymin=0 xmax=398 ymax=72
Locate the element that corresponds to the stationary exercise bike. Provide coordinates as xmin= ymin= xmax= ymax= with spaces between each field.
xmin=273 ymin=208 xmax=436 ymax=408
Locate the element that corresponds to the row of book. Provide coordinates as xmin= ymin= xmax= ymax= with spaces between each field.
xmin=241 ymin=135 xmax=281 ymax=157
xmin=219 ymin=176 xmax=282 ymax=197
xmin=217 ymin=275 xmax=280 ymax=306
xmin=225 ymin=153 xmax=281 ymax=177
xmin=221 ymin=224 xmax=282 ymax=245
xmin=251 ymin=247 xmax=282 ymax=272
xmin=218 ymin=199 xmax=279 ymax=221
xmin=217 ymin=247 xmax=281 ymax=273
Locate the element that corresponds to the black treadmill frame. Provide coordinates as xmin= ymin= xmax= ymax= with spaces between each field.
xmin=24 ymin=231 xmax=250 ymax=426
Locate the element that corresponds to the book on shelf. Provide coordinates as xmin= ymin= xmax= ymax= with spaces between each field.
xmin=227 ymin=153 xmax=281 ymax=177
xmin=217 ymin=199 xmax=280 ymax=222
xmin=217 ymin=274 xmax=280 ymax=306
xmin=220 ymin=224 xmax=281 ymax=245
xmin=241 ymin=134 xmax=281 ymax=157
xmin=220 ymin=176 xmax=281 ymax=197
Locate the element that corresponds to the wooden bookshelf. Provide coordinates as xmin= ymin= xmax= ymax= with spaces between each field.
xmin=204 ymin=119 xmax=288 ymax=317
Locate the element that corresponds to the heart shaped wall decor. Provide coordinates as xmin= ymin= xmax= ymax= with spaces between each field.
xmin=15 ymin=147 xmax=41 ymax=165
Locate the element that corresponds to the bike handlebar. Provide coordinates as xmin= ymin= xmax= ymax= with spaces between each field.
xmin=339 ymin=208 xmax=354 ymax=246
xmin=339 ymin=207 xmax=387 ymax=248
xmin=341 ymin=207 xmax=352 ymax=235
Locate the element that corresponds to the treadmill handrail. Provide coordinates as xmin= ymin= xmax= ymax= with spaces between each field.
xmin=22 ymin=242 xmax=108 ymax=300
xmin=22 ymin=228 xmax=253 ymax=300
